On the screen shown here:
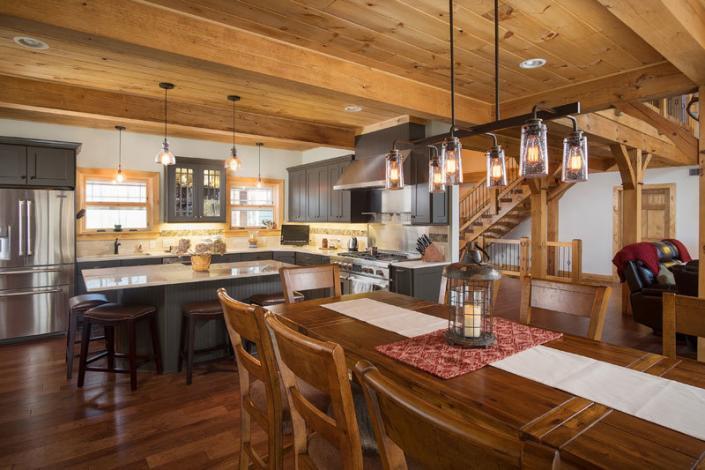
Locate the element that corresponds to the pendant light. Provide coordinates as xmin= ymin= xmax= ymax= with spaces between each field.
xmin=155 ymin=82 xmax=176 ymax=166
xmin=519 ymin=105 xmax=549 ymax=178
xmin=485 ymin=0 xmax=507 ymax=188
xmin=385 ymin=148 xmax=404 ymax=190
xmin=114 ymin=125 xmax=126 ymax=183
xmin=225 ymin=95 xmax=242 ymax=173
xmin=561 ymin=116 xmax=588 ymax=183
xmin=439 ymin=0 xmax=463 ymax=186
xmin=428 ymin=145 xmax=446 ymax=193
xmin=256 ymin=142 xmax=263 ymax=188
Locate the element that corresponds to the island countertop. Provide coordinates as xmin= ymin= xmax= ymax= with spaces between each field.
xmin=82 ymin=260 xmax=293 ymax=292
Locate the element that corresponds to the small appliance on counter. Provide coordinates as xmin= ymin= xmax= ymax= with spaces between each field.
xmin=348 ymin=237 xmax=358 ymax=251
xmin=280 ymin=224 xmax=310 ymax=246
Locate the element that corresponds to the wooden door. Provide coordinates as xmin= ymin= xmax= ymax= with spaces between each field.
xmin=27 ymin=147 xmax=75 ymax=187
xmin=613 ymin=184 xmax=675 ymax=251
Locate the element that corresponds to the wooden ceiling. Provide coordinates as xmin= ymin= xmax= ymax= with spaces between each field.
xmin=0 ymin=0 xmax=699 ymax=150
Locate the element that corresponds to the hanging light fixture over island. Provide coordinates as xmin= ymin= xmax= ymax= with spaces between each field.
xmin=225 ymin=95 xmax=242 ymax=174
xmin=155 ymin=82 xmax=176 ymax=166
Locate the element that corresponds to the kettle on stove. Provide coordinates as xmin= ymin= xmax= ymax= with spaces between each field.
xmin=347 ymin=237 xmax=358 ymax=251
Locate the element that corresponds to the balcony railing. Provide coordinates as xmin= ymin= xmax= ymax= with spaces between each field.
xmin=646 ymin=93 xmax=699 ymax=137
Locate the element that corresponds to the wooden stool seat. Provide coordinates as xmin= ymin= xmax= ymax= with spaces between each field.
xmin=84 ymin=303 xmax=157 ymax=322
xmin=178 ymin=300 xmax=229 ymax=385
xmin=247 ymin=291 xmax=304 ymax=306
xmin=77 ymin=303 xmax=162 ymax=391
xmin=65 ymin=293 xmax=109 ymax=380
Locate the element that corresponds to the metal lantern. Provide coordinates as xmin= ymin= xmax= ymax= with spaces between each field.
xmin=519 ymin=117 xmax=548 ymax=178
xmin=443 ymin=243 xmax=501 ymax=348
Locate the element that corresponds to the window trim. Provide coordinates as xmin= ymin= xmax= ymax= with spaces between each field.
xmin=76 ymin=167 xmax=160 ymax=240
xmin=226 ymin=176 xmax=283 ymax=236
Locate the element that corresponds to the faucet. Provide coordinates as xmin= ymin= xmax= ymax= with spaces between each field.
xmin=114 ymin=238 xmax=121 ymax=255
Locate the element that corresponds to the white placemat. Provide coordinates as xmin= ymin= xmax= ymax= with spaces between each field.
xmin=493 ymin=345 xmax=705 ymax=441
xmin=321 ymin=298 xmax=447 ymax=338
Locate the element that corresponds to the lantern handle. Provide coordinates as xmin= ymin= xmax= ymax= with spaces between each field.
xmin=474 ymin=242 xmax=491 ymax=263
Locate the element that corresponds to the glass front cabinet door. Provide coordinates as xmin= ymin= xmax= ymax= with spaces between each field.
xmin=166 ymin=157 xmax=226 ymax=222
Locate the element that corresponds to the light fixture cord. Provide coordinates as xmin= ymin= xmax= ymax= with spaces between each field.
xmin=232 ymin=99 xmax=236 ymax=148
xmin=258 ymin=143 xmax=262 ymax=179
xmin=494 ymin=0 xmax=500 ymax=120
xmin=163 ymin=87 xmax=168 ymax=141
xmin=118 ymin=127 xmax=122 ymax=167
xmin=449 ymin=0 xmax=456 ymax=137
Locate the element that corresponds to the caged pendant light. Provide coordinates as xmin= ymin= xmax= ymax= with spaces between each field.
xmin=561 ymin=116 xmax=588 ymax=183
xmin=519 ymin=106 xmax=549 ymax=178
xmin=114 ymin=125 xmax=126 ymax=183
xmin=225 ymin=95 xmax=242 ymax=173
xmin=428 ymin=145 xmax=446 ymax=193
xmin=385 ymin=148 xmax=404 ymax=190
xmin=440 ymin=0 xmax=463 ymax=186
xmin=485 ymin=0 xmax=507 ymax=188
xmin=256 ymin=142 xmax=263 ymax=188
xmin=155 ymin=82 xmax=176 ymax=166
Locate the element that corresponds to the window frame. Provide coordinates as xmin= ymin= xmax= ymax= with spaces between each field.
xmin=76 ymin=167 xmax=160 ymax=240
xmin=226 ymin=176 xmax=283 ymax=236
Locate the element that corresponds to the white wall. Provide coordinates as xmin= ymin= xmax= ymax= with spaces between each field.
xmin=301 ymin=147 xmax=350 ymax=164
xmin=501 ymin=166 xmax=699 ymax=275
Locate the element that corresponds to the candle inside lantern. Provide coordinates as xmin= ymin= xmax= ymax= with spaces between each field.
xmin=463 ymin=290 xmax=483 ymax=338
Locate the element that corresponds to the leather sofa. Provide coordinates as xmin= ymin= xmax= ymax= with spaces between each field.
xmin=671 ymin=260 xmax=699 ymax=297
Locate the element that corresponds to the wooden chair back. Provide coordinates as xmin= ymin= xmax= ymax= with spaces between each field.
xmin=438 ymin=277 xmax=502 ymax=308
xmin=663 ymin=292 xmax=705 ymax=361
xmin=354 ymin=361 xmax=559 ymax=470
xmin=519 ymin=276 xmax=611 ymax=341
xmin=264 ymin=312 xmax=362 ymax=470
xmin=279 ymin=264 xmax=341 ymax=303
xmin=217 ymin=288 xmax=286 ymax=470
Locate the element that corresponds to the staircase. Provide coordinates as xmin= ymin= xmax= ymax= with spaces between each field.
xmin=459 ymin=160 xmax=568 ymax=250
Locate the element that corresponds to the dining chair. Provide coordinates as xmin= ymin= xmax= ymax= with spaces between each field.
xmin=519 ymin=276 xmax=611 ymax=341
xmin=662 ymin=292 xmax=705 ymax=362
xmin=264 ymin=312 xmax=376 ymax=470
xmin=354 ymin=360 xmax=560 ymax=470
xmin=279 ymin=264 xmax=342 ymax=303
xmin=217 ymin=288 xmax=287 ymax=470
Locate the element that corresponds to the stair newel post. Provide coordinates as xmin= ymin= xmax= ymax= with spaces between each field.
xmin=571 ymin=239 xmax=582 ymax=282
xmin=519 ymin=237 xmax=530 ymax=278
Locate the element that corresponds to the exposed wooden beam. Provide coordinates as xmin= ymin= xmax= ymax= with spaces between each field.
xmin=698 ymin=84 xmax=705 ymax=360
xmin=612 ymin=101 xmax=698 ymax=164
xmin=0 ymin=1 xmax=492 ymax=124
xmin=530 ymin=178 xmax=549 ymax=278
xmin=596 ymin=0 xmax=705 ymax=84
xmin=0 ymin=75 xmax=355 ymax=149
xmin=611 ymin=144 xmax=637 ymax=190
xmin=501 ymin=63 xmax=695 ymax=117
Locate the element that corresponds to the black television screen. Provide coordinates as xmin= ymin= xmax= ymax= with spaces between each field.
xmin=280 ymin=224 xmax=309 ymax=246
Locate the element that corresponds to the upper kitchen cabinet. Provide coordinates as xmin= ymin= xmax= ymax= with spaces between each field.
xmin=287 ymin=155 xmax=368 ymax=223
xmin=165 ymin=157 xmax=226 ymax=223
xmin=410 ymin=146 xmax=449 ymax=226
xmin=0 ymin=138 xmax=79 ymax=188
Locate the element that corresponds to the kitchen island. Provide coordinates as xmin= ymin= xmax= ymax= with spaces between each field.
xmin=81 ymin=260 xmax=293 ymax=372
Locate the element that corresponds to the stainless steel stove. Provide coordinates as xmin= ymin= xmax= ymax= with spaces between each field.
xmin=331 ymin=250 xmax=420 ymax=293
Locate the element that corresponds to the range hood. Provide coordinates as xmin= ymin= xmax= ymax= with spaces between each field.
xmin=334 ymin=122 xmax=425 ymax=190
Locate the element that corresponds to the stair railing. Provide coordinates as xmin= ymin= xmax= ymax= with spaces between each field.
xmin=459 ymin=157 xmax=521 ymax=228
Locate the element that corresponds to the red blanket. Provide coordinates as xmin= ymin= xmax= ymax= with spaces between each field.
xmin=612 ymin=242 xmax=660 ymax=282
xmin=665 ymin=239 xmax=692 ymax=263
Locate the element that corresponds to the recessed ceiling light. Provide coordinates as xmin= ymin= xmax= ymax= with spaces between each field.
xmin=13 ymin=36 xmax=49 ymax=50
xmin=519 ymin=58 xmax=546 ymax=69
xmin=344 ymin=104 xmax=363 ymax=113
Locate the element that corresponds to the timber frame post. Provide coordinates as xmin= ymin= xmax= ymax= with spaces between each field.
xmin=528 ymin=179 xmax=549 ymax=278
xmin=699 ymin=86 xmax=705 ymax=361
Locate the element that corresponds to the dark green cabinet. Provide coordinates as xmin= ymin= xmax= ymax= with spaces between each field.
xmin=390 ymin=265 xmax=445 ymax=301
xmin=0 ymin=138 xmax=79 ymax=188
xmin=327 ymin=161 xmax=351 ymax=221
xmin=240 ymin=251 xmax=272 ymax=262
xmin=288 ymin=169 xmax=307 ymax=222
xmin=410 ymin=148 xmax=448 ymax=226
xmin=295 ymin=252 xmax=329 ymax=266
xmin=306 ymin=165 xmax=329 ymax=222
xmin=273 ymin=251 xmax=296 ymax=264
xmin=165 ymin=157 xmax=226 ymax=223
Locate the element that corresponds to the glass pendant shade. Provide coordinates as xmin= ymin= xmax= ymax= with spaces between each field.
xmin=225 ymin=147 xmax=241 ymax=172
xmin=256 ymin=177 xmax=263 ymax=188
xmin=385 ymin=149 xmax=404 ymax=190
xmin=428 ymin=146 xmax=446 ymax=193
xmin=486 ymin=146 xmax=507 ymax=188
xmin=115 ymin=165 xmax=125 ymax=183
xmin=519 ymin=118 xmax=548 ymax=178
xmin=155 ymin=139 xmax=176 ymax=166
xmin=561 ymin=131 xmax=588 ymax=183
xmin=442 ymin=137 xmax=463 ymax=185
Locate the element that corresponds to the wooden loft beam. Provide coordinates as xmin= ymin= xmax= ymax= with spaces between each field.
xmin=500 ymin=63 xmax=695 ymax=117
xmin=0 ymin=1 xmax=492 ymax=124
xmin=612 ymin=101 xmax=698 ymax=165
xmin=0 ymin=75 xmax=355 ymax=149
xmin=596 ymin=0 xmax=705 ymax=84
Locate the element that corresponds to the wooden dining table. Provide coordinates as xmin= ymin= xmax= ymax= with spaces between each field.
xmin=268 ymin=291 xmax=705 ymax=469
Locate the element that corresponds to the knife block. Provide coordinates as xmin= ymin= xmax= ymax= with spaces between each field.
xmin=421 ymin=244 xmax=445 ymax=262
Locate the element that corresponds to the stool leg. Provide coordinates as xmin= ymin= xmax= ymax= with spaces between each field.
xmin=77 ymin=320 xmax=91 ymax=388
xmin=177 ymin=314 xmax=186 ymax=373
xmin=127 ymin=320 xmax=138 ymax=392
xmin=149 ymin=314 xmax=163 ymax=374
xmin=66 ymin=310 xmax=78 ymax=379
xmin=105 ymin=326 xmax=115 ymax=371
xmin=186 ymin=316 xmax=195 ymax=385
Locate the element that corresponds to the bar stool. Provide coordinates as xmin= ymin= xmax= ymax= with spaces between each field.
xmin=178 ymin=300 xmax=231 ymax=385
xmin=77 ymin=303 xmax=162 ymax=391
xmin=66 ymin=293 xmax=109 ymax=379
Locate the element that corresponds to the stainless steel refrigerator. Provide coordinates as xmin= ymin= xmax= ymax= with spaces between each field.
xmin=0 ymin=188 xmax=74 ymax=341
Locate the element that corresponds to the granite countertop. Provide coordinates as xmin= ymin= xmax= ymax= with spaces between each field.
xmin=76 ymin=246 xmax=343 ymax=263
xmin=82 ymin=260 xmax=294 ymax=292
xmin=390 ymin=260 xmax=451 ymax=269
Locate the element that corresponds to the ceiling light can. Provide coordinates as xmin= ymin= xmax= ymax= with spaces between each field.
xmin=13 ymin=36 xmax=49 ymax=50
xmin=344 ymin=104 xmax=363 ymax=113
xmin=519 ymin=58 xmax=546 ymax=69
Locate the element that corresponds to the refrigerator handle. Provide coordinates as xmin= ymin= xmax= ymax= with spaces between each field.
xmin=18 ymin=200 xmax=24 ymax=256
xmin=26 ymin=200 xmax=33 ymax=256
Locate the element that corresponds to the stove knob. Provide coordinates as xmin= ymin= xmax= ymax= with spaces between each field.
xmin=364 ymin=267 xmax=374 ymax=274
xmin=376 ymin=269 xmax=384 ymax=276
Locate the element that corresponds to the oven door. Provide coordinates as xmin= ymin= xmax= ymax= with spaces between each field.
xmin=341 ymin=272 xmax=389 ymax=295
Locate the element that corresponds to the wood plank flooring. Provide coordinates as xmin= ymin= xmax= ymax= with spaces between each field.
xmin=0 ymin=277 xmax=691 ymax=468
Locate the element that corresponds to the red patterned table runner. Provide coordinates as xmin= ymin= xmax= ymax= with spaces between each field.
xmin=375 ymin=317 xmax=562 ymax=379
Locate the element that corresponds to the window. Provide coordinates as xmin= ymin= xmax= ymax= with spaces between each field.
xmin=227 ymin=177 xmax=283 ymax=232
xmin=77 ymin=168 xmax=160 ymax=237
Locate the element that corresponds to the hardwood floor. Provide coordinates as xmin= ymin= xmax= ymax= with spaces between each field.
xmin=0 ymin=277 xmax=687 ymax=468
